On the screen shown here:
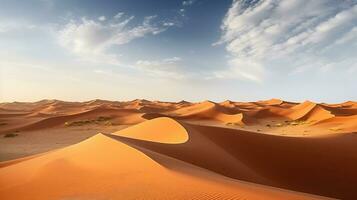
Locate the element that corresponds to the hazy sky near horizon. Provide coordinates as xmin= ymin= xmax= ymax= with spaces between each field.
xmin=0 ymin=0 xmax=356 ymax=103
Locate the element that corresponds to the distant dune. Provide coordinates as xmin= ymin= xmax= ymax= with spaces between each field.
xmin=1 ymin=99 xmax=357 ymax=199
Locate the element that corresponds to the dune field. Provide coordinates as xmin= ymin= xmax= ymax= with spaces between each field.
xmin=1 ymin=99 xmax=357 ymax=199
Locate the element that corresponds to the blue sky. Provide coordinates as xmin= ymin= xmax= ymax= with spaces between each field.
xmin=0 ymin=0 xmax=356 ymax=103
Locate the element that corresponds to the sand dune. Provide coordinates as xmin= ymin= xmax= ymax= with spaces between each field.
xmin=1 ymin=98 xmax=356 ymax=134
xmin=264 ymin=101 xmax=335 ymax=123
xmin=257 ymin=98 xmax=284 ymax=106
xmin=113 ymin=117 xmax=357 ymax=199
xmin=113 ymin=117 xmax=188 ymax=144
xmin=0 ymin=131 xmax=325 ymax=200
xmin=167 ymin=101 xmax=249 ymax=124
xmin=315 ymin=115 xmax=357 ymax=131
xmin=1 ymin=107 xmax=144 ymax=133
xmin=1 ymin=99 xmax=357 ymax=199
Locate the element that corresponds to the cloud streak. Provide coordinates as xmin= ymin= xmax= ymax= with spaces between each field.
xmin=57 ymin=14 xmax=167 ymax=65
xmin=135 ymin=57 xmax=187 ymax=79
xmin=216 ymin=0 xmax=357 ymax=82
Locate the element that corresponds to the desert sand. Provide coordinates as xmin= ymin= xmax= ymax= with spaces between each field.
xmin=1 ymin=99 xmax=357 ymax=199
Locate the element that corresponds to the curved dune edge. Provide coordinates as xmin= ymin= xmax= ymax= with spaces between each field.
xmin=264 ymin=101 xmax=335 ymax=123
xmin=112 ymin=119 xmax=357 ymax=199
xmin=0 ymin=133 xmax=324 ymax=200
xmin=258 ymin=98 xmax=284 ymax=106
xmin=3 ymin=107 xmax=145 ymax=133
xmin=2 ymin=99 xmax=356 ymax=135
xmin=215 ymin=112 xmax=244 ymax=124
xmin=112 ymin=117 xmax=189 ymax=144
xmin=287 ymin=101 xmax=334 ymax=122
xmin=314 ymin=115 xmax=357 ymax=131
xmin=170 ymin=100 xmax=218 ymax=118
xmin=168 ymin=101 xmax=248 ymax=125
xmin=2 ymin=100 xmax=357 ymax=199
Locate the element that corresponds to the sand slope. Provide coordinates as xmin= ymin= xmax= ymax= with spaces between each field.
xmin=113 ymin=117 xmax=189 ymax=144
xmin=168 ymin=101 xmax=248 ymax=124
xmin=263 ymin=101 xmax=335 ymax=123
xmin=113 ymin=118 xmax=357 ymax=199
xmin=2 ymin=99 xmax=356 ymax=135
xmin=0 ymin=132 xmax=323 ymax=200
xmin=1 ymin=99 xmax=357 ymax=199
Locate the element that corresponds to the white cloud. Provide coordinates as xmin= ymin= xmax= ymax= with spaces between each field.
xmin=163 ymin=22 xmax=175 ymax=27
xmin=213 ymin=59 xmax=264 ymax=82
xmin=135 ymin=57 xmax=186 ymax=79
xmin=114 ymin=12 xmax=124 ymax=19
xmin=216 ymin=0 xmax=357 ymax=82
xmin=182 ymin=0 xmax=195 ymax=6
xmin=179 ymin=9 xmax=186 ymax=17
xmin=57 ymin=14 xmax=167 ymax=65
xmin=98 ymin=16 xmax=106 ymax=21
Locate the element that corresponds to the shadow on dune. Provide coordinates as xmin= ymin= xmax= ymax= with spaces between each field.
xmin=108 ymin=120 xmax=357 ymax=200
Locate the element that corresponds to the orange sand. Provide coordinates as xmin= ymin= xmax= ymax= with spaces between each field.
xmin=1 ymin=99 xmax=357 ymax=199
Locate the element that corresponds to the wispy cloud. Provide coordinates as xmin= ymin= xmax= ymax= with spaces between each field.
xmin=57 ymin=14 xmax=168 ymax=66
xmin=215 ymin=0 xmax=357 ymax=82
xmin=178 ymin=0 xmax=196 ymax=17
xmin=182 ymin=0 xmax=195 ymax=6
xmin=98 ymin=16 xmax=106 ymax=21
xmin=135 ymin=57 xmax=187 ymax=79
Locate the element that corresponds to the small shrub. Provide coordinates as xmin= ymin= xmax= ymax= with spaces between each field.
xmin=96 ymin=116 xmax=112 ymax=122
xmin=64 ymin=120 xmax=92 ymax=126
xmin=226 ymin=122 xmax=244 ymax=128
xmin=4 ymin=133 xmax=18 ymax=138
xmin=64 ymin=116 xmax=112 ymax=127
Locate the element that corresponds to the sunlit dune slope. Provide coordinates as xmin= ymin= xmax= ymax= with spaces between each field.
xmin=266 ymin=101 xmax=335 ymax=122
xmin=0 ymin=133 xmax=322 ymax=200
xmin=1 ymin=99 xmax=356 ymax=134
xmin=113 ymin=118 xmax=357 ymax=199
xmin=314 ymin=115 xmax=357 ymax=131
xmin=1 ymin=107 xmax=144 ymax=133
xmin=168 ymin=101 xmax=248 ymax=124
xmin=1 ymin=99 xmax=357 ymax=199
xmin=257 ymin=98 xmax=284 ymax=106
xmin=113 ymin=117 xmax=188 ymax=144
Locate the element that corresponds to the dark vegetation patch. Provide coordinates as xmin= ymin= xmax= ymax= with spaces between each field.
xmin=4 ymin=133 xmax=18 ymax=138
xmin=64 ymin=116 xmax=113 ymax=127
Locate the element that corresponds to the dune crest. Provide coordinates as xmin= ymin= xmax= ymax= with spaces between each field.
xmin=0 ymin=133 xmax=322 ymax=200
xmin=113 ymin=117 xmax=189 ymax=144
xmin=265 ymin=101 xmax=335 ymax=123
xmin=168 ymin=101 xmax=248 ymax=124
xmin=1 ymin=99 xmax=357 ymax=199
